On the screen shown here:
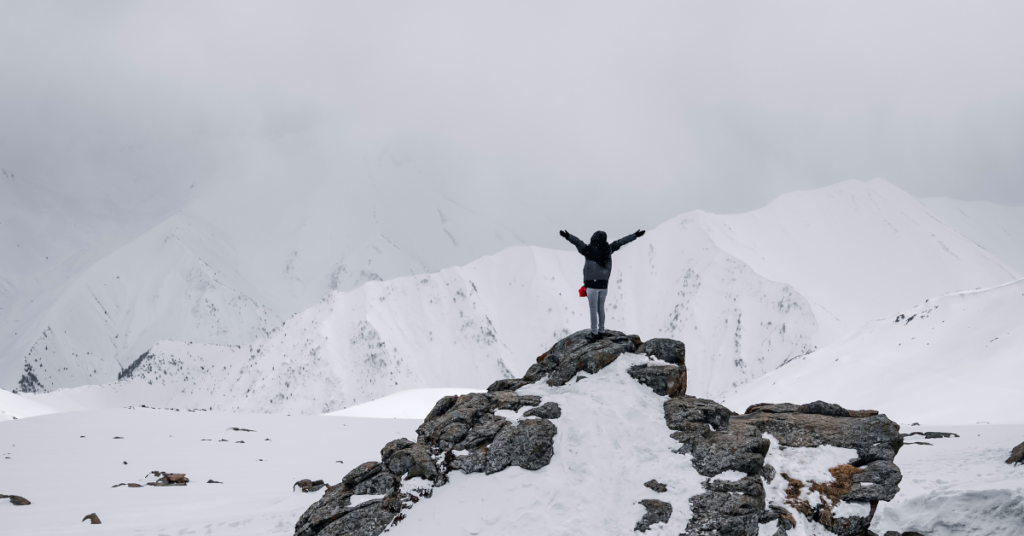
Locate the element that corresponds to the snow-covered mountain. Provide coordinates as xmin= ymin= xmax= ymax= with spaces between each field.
xmin=723 ymin=278 xmax=1024 ymax=425
xmin=1 ymin=153 xmax=558 ymax=393
xmin=699 ymin=179 xmax=1018 ymax=343
xmin=23 ymin=179 xmax=1019 ymax=414
xmin=922 ymin=196 xmax=1024 ymax=277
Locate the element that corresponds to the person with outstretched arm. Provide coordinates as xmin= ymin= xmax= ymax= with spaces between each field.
xmin=559 ymin=229 xmax=645 ymax=341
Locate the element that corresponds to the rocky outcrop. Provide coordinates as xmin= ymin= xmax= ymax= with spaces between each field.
xmin=294 ymin=330 xmax=903 ymax=536
xmin=295 ymin=386 xmax=560 ymax=536
xmin=523 ymin=330 xmax=642 ymax=386
xmin=1007 ymin=440 xmax=1024 ymax=466
xmin=82 ymin=513 xmax=102 ymax=524
xmin=636 ymin=338 xmax=686 ymax=365
xmin=648 ymin=395 xmax=903 ymax=535
xmin=628 ymin=363 xmax=687 ymax=397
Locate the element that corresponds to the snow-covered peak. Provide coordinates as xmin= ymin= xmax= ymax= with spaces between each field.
xmin=723 ymin=278 xmax=1024 ymax=425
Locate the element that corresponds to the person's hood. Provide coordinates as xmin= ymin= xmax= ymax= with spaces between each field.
xmin=590 ymin=231 xmax=607 ymax=246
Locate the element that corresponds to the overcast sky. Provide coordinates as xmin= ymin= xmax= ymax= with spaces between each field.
xmin=1 ymin=1 xmax=1022 ymax=234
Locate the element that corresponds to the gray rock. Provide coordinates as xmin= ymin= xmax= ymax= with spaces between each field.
xmin=527 ymin=330 xmax=640 ymax=386
xmin=486 ymin=379 xmax=534 ymax=392
xmin=845 ymin=460 xmax=902 ymax=502
xmin=687 ymin=485 xmax=762 ymax=536
xmin=664 ymin=396 xmax=733 ymax=432
xmin=458 ymin=414 xmax=508 ymax=449
xmin=486 ymin=391 xmax=541 ymax=411
xmin=923 ymin=431 xmax=959 ymax=439
xmin=730 ymin=412 xmax=903 ymax=465
xmin=1007 ymin=440 xmax=1024 ymax=466
xmin=684 ymin=426 xmax=770 ymax=477
xmin=644 ymin=479 xmax=667 ymax=493
xmin=635 ymin=499 xmax=673 ymax=532
xmin=351 ymin=472 xmax=398 ymax=495
xmin=636 ymin=338 xmax=686 ymax=365
xmin=294 ymin=485 xmax=356 ymax=536
xmin=799 ymin=400 xmax=851 ymax=418
xmin=628 ymin=364 xmax=687 ymax=397
xmin=744 ymin=403 xmax=801 ymax=414
xmin=316 ymin=497 xmax=403 ymax=536
xmin=485 ymin=419 xmax=557 ymax=474
xmin=450 ymin=447 xmax=489 ymax=474
xmin=381 ymin=439 xmax=438 ymax=480
xmin=523 ymin=402 xmax=562 ymax=419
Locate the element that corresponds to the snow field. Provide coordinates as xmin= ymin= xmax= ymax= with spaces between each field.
xmin=0 ymin=409 xmax=420 ymax=535
xmin=388 ymin=354 xmax=706 ymax=536
xmin=872 ymin=424 xmax=1024 ymax=535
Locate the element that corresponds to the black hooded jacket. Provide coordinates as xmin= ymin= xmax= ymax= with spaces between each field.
xmin=562 ymin=230 xmax=638 ymax=289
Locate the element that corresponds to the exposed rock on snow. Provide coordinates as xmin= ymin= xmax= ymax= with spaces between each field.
xmin=636 ymin=338 xmax=686 ymax=365
xmin=1 ymin=493 xmax=31 ymax=505
xmin=523 ymin=330 xmax=643 ymax=387
xmin=522 ymin=401 xmax=561 ymax=419
xmin=146 ymin=471 xmax=189 ymax=487
xmin=293 ymin=479 xmax=328 ymax=493
xmin=644 ymin=479 xmax=668 ymax=493
xmin=635 ymin=498 xmax=673 ymax=532
xmin=81 ymin=513 xmax=101 ymax=524
xmin=294 ymin=331 xmax=906 ymax=536
xmin=628 ymin=362 xmax=687 ymax=397
xmin=1007 ymin=440 xmax=1024 ymax=466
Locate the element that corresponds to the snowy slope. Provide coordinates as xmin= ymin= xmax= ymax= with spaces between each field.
xmin=700 ymin=179 xmax=1017 ymax=343
xmin=922 ymin=196 xmax=1024 ymax=277
xmin=1 ymin=153 xmax=557 ymax=393
xmin=722 ymin=278 xmax=1024 ymax=425
xmin=30 ymin=226 xmax=820 ymax=413
xmin=0 ymin=387 xmax=60 ymax=422
xmin=8 ymin=179 xmax=1017 ymax=401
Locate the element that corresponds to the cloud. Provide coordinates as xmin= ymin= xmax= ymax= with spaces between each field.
xmin=1 ymin=1 xmax=1021 ymax=234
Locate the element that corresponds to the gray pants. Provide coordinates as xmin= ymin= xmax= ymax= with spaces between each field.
xmin=586 ymin=288 xmax=608 ymax=335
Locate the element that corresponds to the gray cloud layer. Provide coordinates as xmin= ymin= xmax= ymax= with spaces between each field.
xmin=2 ymin=1 xmax=1022 ymax=235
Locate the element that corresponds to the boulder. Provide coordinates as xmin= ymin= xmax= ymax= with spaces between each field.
xmin=523 ymin=402 xmax=561 ymax=419
xmin=731 ymin=412 xmax=903 ymax=466
xmin=635 ymin=499 xmax=673 ymax=532
xmin=1007 ymin=440 xmax=1024 ymax=466
xmin=636 ymin=338 xmax=686 ymax=365
xmin=1 ymin=494 xmax=31 ymax=505
xmin=628 ymin=363 xmax=686 ymax=397
xmin=522 ymin=330 xmax=640 ymax=386
xmin=644 ymin=479 xmax=667 ymax=493
xmin=82 ymin=513 xmax=101 ymax=524
xmin=146 ymin=471 xmax=189 ymax=486
xmin=381 ymin=439 xmax=437 ymax=480
xmin=341 ymin=462 xmax=382 ymax=488
xmin=486 ymin=379 xmax=534 ymax=392
xmin=485 ymin=418 xmax=558 ymax=474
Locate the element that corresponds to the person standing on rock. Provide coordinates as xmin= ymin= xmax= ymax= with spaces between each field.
xmin=559 ymin=229 xmax=645 ymax=341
